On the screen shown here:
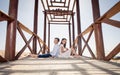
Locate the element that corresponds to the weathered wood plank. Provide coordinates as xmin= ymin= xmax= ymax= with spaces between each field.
xmin=0 ymin=57 xmax=120 ymax=75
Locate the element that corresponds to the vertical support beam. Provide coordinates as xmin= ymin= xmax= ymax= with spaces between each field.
xmin=68 ymin=23 xmax=71 ymax=48
xmin=5 ymin=0 xmax=19 ymax=61
xmin=48 ymin=22 xmax=50 ymax=53
xmin=71 ymin=14 xmax=75 ymax=44
xmin=43 ymin=11 xmax=47 ymax=54
xmin=91 ymin=0 xmax=105 ymax=60
xmin=33 ymin=0 xmax=39 ymax=54
xmin=76 ymin=0 xmax=82 ymax=55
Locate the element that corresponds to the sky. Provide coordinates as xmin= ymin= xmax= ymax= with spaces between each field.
xmin=0 ymin=0 xmax=120 ymax=57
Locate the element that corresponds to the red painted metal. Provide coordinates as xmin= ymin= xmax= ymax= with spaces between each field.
xmin=81 ymin=30 xmax=94 ymax=55
xmin=0 ymin=55 xmax=8 ymax=62
xmin=15 ymin=35 xmax=34 ymax=60
xmin=105 ymin=43 xmax=120 ymax=61
xmin=76 ymin=0 xmax=82 ymax=55
xmin=17 ymin=24 xmax=33 ymax=54
xmin=91 ymin=0 xmax=105 ymax=60
xmin=68 ymin=23 xmax=72 ymax=47
xmin=72 ymin=14 xmax=75 ymax=44
xmin=5 ymin=0 xmax=19 ymax=61
xmin=43 ymin=11 xmax=47 ymax=54
xmin=33 ymin=0 xmax=39 ymax=54
xmin=48 ymin=22 xmax=50 ymax=53
xmin=81 ymin=36 xmax=96 ymax=59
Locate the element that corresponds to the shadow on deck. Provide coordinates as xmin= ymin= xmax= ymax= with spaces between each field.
xmin=0 ymin=57 xmax=120 ymax=75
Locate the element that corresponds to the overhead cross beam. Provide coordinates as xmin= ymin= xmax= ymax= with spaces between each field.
xmin=41 ymin=0 xmax=77 ymax=51
xmin=41 ymin=0 xmax=76 ymax=24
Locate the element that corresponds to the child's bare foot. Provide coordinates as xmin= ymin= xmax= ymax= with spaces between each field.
xmin=73 ymin=55 xmax=80 ymax=58
xmin=29 ymin=54 xmax=38 ymax=58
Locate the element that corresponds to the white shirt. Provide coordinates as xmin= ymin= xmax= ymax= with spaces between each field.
xmin=58 ymin=44 xmax=71 ymax=58
xmin=50 ymin=44 xmax=60 ymax=57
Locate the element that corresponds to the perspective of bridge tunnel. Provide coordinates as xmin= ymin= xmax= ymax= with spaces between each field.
xmin=0 ymin=0 xmax=120 ymax=62
xmin=0 ymin=0 xmax=120 ymax=75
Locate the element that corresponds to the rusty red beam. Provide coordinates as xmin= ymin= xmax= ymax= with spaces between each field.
xmin=37 ymin=37 xmax=42 ymax=54
xmin=43 ymin=11 xmax=47 ymax=54
xmin=48 ymin=23 xmax=50 ymax=53
xmin=101 ymin=1 xmax=120 ymax=19
xmin=41 ymin=0 xmax=51 ymax=21
xmin=64 ymin=0 xmax=66 ymax=6
xmin=41 ymin=0 xmax=46 ymax=10
xmin=49 ymin=22 xmax=70 ymax=25
xmin=76 ymin=0 xmax=82 ymax=55
xmin=46 ymin=0 xmax=53 ymax=20
xmin=68 ymin=0 xmax=76 ymax=21
xmin=0 ymin=55 xmax=8 ymax=62
xmin=51 ymin=1 xmax=65 ymax=3
xmin=50 ymin=20 xmax=69 ymax=22
xmin=5 ymin=0 xmax=19 ymax=61
xmin=105 ymin=43 xmax=120 ymax=61
xmin=38 ymin=46 xmax=43 ymax=55
xmin=51 ymin=17 xmax=67 ymax=19
xmin=81 ymin=29 xmax=94 ymax=55
xmin=67 ymin=0 xmax=70 ymax=10
xmin=17 ymin=24 xmax=33 ymax=54
xmin=102 ymin=18 xmax=120 ymax=28
xmin=15 ymin=35 xmax=34 ymax=60
xmin=49 ymin=6 xmax=68 ymax=8
xmin=0 ymin=10 xmax=14 ymax=21
xmin=72 ymin=14 xmax=75 ymax=44
xmin=68 ymin=23 xmax=72 ymax=47
xmin=81 ymin=36 xmax=96 ymax=59
xmin=37 ymin=37 xmax=42 ymax=49
xmin=33 ymin=0 xmax=39 ymax=54
xmin=46 ymin=10 xmax=73 ymax=14
xmin=91 ymin=0 xmax=105 ymax=60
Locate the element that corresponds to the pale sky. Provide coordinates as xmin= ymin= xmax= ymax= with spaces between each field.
xmin=0 ymin=0 xmax=120 ymax=57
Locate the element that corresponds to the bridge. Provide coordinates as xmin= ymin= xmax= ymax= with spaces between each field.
xmin=0 ymin=0 xmax=120 ymax=75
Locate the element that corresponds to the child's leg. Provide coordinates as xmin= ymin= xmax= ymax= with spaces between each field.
xmin=38 ymin=53 xmax=52 ymax=58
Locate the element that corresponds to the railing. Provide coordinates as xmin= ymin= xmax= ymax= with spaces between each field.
xmin=73 ymin=2 xmax=120 ymax=61
xmin=0 ymin=1 xmax=120 ymax=62
xmin=0 ymin=10 xmax=49 ymax=61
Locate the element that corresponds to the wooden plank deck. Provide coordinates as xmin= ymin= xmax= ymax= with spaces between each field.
xmin=0 ymin=57 xmax=120 ymax=75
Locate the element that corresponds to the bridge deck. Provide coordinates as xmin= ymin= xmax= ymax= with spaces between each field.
xmin=0 ymin=57 xmax=120 ymax=75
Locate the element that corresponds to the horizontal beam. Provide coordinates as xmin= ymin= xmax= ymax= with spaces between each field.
xmin=49 ymin=6 xmax=68 ymax=8
xmin=51 ymin=17 xmax=67 ymax=19
xmin=0 ymin=10 xmax=14 ymax=21
xmin=50 ymin=20 xmax=69 ymax=22
xmin=45 ymin=10 xmax=73 ymax=15
xmin=49 ymin=22 xmax=71 ymax=25
xmin=50 ymin=1 xmax=65 ymax=4
xmin=102 ymin=18 xmax=120 ymax=28
xmin=51 ymin=19 xmax=67 ymax=21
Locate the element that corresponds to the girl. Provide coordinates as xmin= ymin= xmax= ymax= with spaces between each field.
xmin=58 ymin=38 xmax=78 ymax=58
